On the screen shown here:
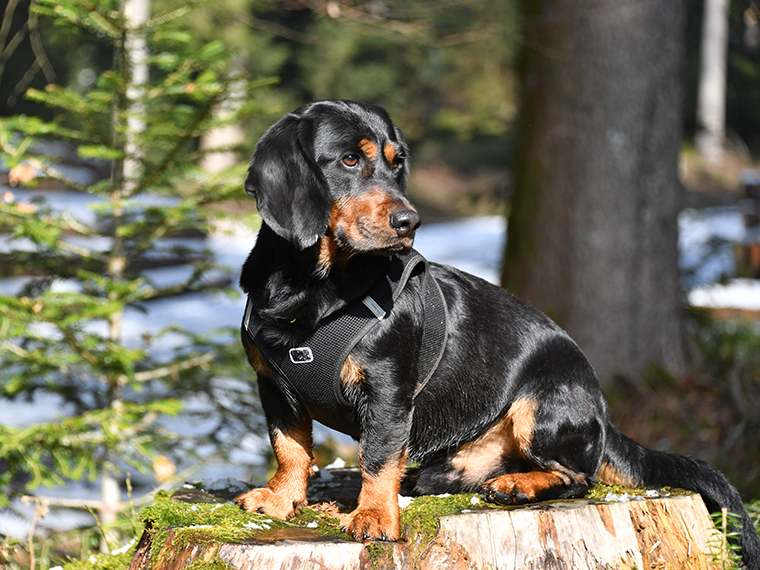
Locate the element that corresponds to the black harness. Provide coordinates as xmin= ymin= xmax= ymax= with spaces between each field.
xmin=243 ymin=250 xmax=448 ymax=438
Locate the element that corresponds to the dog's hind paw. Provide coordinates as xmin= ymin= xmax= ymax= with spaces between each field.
xmin=482 ymin=470 xmax=589 ymax=505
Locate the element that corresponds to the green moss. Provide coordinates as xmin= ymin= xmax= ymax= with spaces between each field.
xmin=365 ymin=541 xmax=395 ymax=567
xmin=142 ymin=500 xmax=275 ymax=564
xmin=400 ymin=493 xmax=498 ymax=545
xmin=140 ymin=494 xmax=354 ymax=567
xmin=140 ymin=501 xmax=272 ymax=531
xmin=585 ymin=483 xmax=693 ymax=501
xmin=290 ymin=507 xmax=344 ymax=538
xmin=363 ymin=494 xmax=502 ymax=567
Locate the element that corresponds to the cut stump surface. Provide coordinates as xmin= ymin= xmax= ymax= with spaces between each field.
xmin=129 ymin=475 xmax=726 ymax=570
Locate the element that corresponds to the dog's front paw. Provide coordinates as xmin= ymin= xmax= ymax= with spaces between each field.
xmin=235 ymin=487 xmax=304 ymax=519
xmin=341 ymin=508 xmax=400 ymax=542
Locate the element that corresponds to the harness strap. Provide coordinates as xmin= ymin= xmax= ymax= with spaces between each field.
xmin=243 ymin=250 xmax=447 ymax=438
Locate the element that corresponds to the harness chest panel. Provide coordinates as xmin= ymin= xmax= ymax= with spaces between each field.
xmin=243 ymin=250 xmax=448 ymax=439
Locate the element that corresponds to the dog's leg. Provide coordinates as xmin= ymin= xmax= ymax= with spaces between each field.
xmin=478 ymin=395 xmax=598 ymax=505
xmin=236 ymin=421 xmax=314 ymax=518
xmin=236 ymin=336 xmax=315 ymax=518
xmin=342 ymin=450 xmax=407 ymax=541
xmin=340 ymin=365 xmax=412 ymax=541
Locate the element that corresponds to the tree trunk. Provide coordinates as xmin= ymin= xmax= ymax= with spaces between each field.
xmin=123 ymin=0 xmax=149 ymax=190
xmin=502 ymin=0 xmax=688 ymax=386
xmin=696 ymin=0 xmax=729 ymax=164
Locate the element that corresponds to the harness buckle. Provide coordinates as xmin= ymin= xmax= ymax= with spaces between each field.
xmin=289 ymin=347 xmax=314 ymax=364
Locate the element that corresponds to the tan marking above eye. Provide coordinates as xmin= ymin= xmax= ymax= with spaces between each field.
xmin=383 ymin=143 xmax=398 ymax=166
xmin=358 ymin=138 xmax=378 ymax=161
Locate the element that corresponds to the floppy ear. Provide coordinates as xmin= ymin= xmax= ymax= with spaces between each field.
xmin=245 ymin=113 xmax=331 ymax=250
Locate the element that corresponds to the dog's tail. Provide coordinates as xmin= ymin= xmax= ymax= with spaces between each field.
xmin=603 ymin=426 xmax=760 ymax=569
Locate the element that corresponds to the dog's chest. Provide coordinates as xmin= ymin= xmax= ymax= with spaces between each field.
xmin=243 ymin=251 xmax=447 ymax=438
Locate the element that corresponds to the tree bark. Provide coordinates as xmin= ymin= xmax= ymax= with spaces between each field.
xmin=502 ymin=0 xmax=688 ymax=386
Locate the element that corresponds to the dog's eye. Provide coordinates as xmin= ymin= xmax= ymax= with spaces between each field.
xmin=343 ymin=155 xmax=360 ymax=167
xmin=392 ymin=156 xmax=404 ymax=169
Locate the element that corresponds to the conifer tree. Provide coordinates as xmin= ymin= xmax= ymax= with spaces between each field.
xmin=0 ymin=0 xmax=271 ymax=546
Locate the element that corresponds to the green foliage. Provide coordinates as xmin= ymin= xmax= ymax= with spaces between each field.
xmin=0 ymin=402 xmax=181 ymax=496
xmin=294 ymin=0 xmax=518 ymax=142
xmin=687 ymin=309 xmax=760 ymax=493
xmin=708 ymin=509 xmax=744 ymax=569
xmin=0 ymin=0 xmax=269 ymax=548
xmin=691 ymin=311 xmax=760 ymax=385
xmin=62 ymin=551 xmax=135 ymax=570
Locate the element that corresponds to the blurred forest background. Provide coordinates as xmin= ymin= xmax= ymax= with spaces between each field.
xmin=1 ymin=0 xmax=760 ymax=566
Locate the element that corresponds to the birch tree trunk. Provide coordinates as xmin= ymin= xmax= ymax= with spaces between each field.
xmin=99 ymin=0 xmax=150 ymax=552
xmin=502 ymin=0 xmax=688 ymax=386
xmin=696 ymin=0 xmax=729 ymax=164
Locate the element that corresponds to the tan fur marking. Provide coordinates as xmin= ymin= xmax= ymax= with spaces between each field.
xmin=596 ymin=460 xmax=639 ymax=488
xmin=358 ymin=138 xmax=377 ymax=161
xmin=450 ymin=397 xmax=538 ymax=486
xmin=317 ymin=233 xmax=340 ymax=275
xmin=236 ymin=424 xmax=314 ymax=519
xmin=340 ymin=354 xmax=365 ymax=386
xmin=507 ymin=397 xmax=538 ymax=455
xmin=383 ymin=143 xmax=397 ymax=164
xmin=329 ymin=190 xmax=416 ymax=251
xmin=343 ymin=452 xmax=407 ymax=540
xmin=268 ymin=425 xmax=314 ymax=490
xmin=245 ymin=343 xmax=272 ymax=377
xmin=451 ymin=414 xmax=516 ymax=486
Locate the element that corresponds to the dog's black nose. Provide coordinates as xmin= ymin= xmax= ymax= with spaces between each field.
xmin=389 ymin=208 xmax=421 ymax=237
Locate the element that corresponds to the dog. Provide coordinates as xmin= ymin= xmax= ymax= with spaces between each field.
xmin=235 ymin=100 xmax=760 ymax=568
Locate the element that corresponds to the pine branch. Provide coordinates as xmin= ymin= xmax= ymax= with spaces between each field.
xmin=134 ymin=350 xmax=217 ymax=383
xmin=22 ymin=495 xmax=103 ymax=511
xmin=0 ymin=0 xmax=26 ymax=86
xmin=12 ymin=155 xmax=89 ymax=193
xmin=27 ymin=9 xmax=56 ymax=83
xmin=135 ymin=88 xmax=225 ymax=197
xmin=0 ymin=339 xmax=30 ymax=359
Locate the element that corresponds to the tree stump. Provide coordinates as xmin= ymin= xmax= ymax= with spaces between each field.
xmin=129 ymin=474 xmax=727 ymax=570
xmin=435 ymin=494 xmax=722 ymax=569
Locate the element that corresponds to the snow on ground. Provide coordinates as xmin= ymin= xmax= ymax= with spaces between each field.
xmin=688 ymin=279 xmax=760 ymax=311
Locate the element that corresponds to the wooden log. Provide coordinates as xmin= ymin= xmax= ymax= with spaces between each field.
xmin=129 ymin=482 xmax=727 ymax=569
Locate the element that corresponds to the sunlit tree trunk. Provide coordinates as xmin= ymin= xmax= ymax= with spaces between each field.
xmin=696 ymin=0 xmax=729 ymax=164
xmin=199 ymin=57 xmax=246 ymax=173
xmin=99 ymin=0 xmax=150 ymax=552
xmin=124 ymin=0 xmax=149 ymax=190
xmin=502 ymin=0 xmax=688 ymax=386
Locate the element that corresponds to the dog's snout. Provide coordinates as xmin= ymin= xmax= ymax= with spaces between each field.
xmin=389 ymin=208 xmax=421 ymax=238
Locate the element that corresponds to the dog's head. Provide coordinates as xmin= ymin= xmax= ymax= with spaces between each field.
xmin=245 ymin=100 xmax=419 ymax=260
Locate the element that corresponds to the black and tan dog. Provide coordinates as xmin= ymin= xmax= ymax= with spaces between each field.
xmin=236 ymin=100 xmax=760 ymax=568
